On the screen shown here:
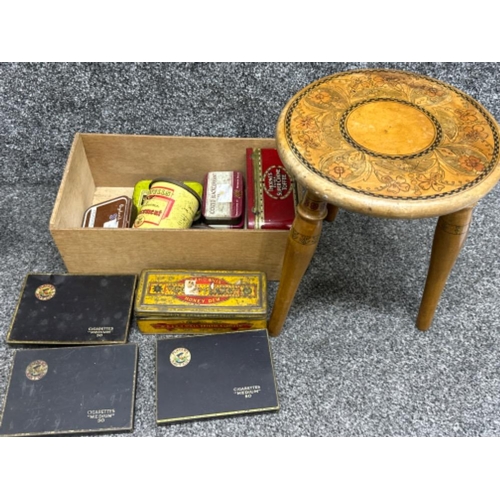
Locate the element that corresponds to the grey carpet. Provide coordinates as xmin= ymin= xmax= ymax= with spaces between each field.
xmin=1 ymin=62 xmax=499 ymax=436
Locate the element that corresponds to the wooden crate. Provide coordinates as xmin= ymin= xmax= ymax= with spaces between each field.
xmin=49 ymin=133 xmax=289 ymax=280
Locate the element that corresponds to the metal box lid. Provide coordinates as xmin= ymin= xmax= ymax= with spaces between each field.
xmin=156 ymin=330 xmax=279 ymax=424
xmin=246 ymin=148 xmax=298 ymax=229
xmin=7 ymin=273 xmax=137 ymax=345
xmin=134 ymin=269 xmax=267 ymax=319
xmin=202 ymin=171 xmax=244 ymax=224
xmin=0 ymin=344 xmax=138 ymax=436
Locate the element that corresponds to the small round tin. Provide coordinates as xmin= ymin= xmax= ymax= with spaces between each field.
xmin=133 ymin=178 xmax=202 ymax=229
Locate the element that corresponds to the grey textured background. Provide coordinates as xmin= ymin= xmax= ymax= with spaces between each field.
xmin=1 ymin=62 xmax=499 ymax=437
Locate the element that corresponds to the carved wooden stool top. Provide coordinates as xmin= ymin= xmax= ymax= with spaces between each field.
xmin=276 ymin=69 xmax=500 ymax=218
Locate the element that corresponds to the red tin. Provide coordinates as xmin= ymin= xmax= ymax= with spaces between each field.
xmin=246 ymin=148 xmax=298 ymax=229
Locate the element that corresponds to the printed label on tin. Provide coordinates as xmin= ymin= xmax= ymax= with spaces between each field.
xmin=35 ymin=284 xmax=56 ymax=301
xmin=87 ymin=326 xmax=115 ymax=338
xmin=103 ymin=217 xmax=119 ymax=228
xmin=233 ymin=385 xmax=261 ymax=399
xmin=170 ymin=348 xmax=191 ymax=367
xmin=246 ymin=148 xmax=298 ymax=229
xmin=263 ymin=165 xmax=293 ymax=200
xmin=134 ymin=196 xmax=175 ymax=227
xmin=26 ymin=360 xmax=48 ymax=381
xmin=134 ymin=182 xmax=198 ymax=229
xmin=142 ymin=320 xmax=257 ymax=332
xmin=87 ymin=409 xmax=116 ymax=423
xmin=203 ymin=171 xmax=243 ymax=220
xmin=135 ymin=270 xmax=267 ymax=322
xmin=149 ymin=276 xmax=258 ymax=305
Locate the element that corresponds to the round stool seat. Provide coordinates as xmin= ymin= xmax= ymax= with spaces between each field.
xmin=276 ymin=69 xmax=500 ymax=218
xmin=269 ymin=69 xmax=500 ymax=336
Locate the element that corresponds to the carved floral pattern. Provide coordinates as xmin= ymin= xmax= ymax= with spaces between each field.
xmin=284 ymin=70 xmax=499 ymax=200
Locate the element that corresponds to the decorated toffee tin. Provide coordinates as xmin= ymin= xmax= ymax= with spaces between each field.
xmin=246 ymin=148 xmax=299 ymax=229
xmin=133 ymin=179 xmax=202 ymax=229
xmin=202 ymin=171 xmax=244 ymax=225
xmin=134 ymin=269 xmax=267 ymax=333
xmin=82 ymin=196 xmax=132 ymax=228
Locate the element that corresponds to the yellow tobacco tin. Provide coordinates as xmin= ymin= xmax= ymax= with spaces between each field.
xmin=134 ymin=269 xmax=267 ymax=334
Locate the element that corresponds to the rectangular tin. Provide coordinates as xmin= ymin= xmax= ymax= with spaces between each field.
xmin=135 ymin=269 xmax=267 ymax=334
xmin=246 ymin=148 xmax=298 ymax=229
xmin=7 ymin=273 xmax=137 ymax=345
xmin=82 ymin=195 xmax=132 ymax=228
xmin=156 ymin=330 xmax=279 ymax=424
xmin=0 ymin=344 xmax=138 ymax=436
xmin=202 ymin=171 xmax=244 ymax=225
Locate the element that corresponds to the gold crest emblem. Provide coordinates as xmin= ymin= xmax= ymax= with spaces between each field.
xmin=35 ymin=284 xmax=56 ymax=301
xmin=170 ymin=348 xmax=191 ymax=368
xmin=26 ymin=360 xmax=48 ymax=381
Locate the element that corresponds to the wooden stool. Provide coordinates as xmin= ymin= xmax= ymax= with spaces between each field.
xmin=268 ymin=69 xmax=500 ymax=336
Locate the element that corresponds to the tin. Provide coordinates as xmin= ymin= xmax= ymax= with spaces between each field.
xmin=134 ymin=269 xmax=267 ymax=334
xmin=132 ymin=179 xmax=203 ymax=224
xmin=202 ymin=171 xmax=244 ymax=225
xmin=133 ymin=178 xmax=202 ymax=229
xmin=7 ymin=273 xmax=137 ymax=345
xmin=155 ymin=330 xmax=279 ymax=424
xmin=246 ymin=148 xmax=299 ymax=229
xmin=82 ymin=196 xmax=132 ymax=228
xmin=0 ymin=344 xmax=138 ymax=436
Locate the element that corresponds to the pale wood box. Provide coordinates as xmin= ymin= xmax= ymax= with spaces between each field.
xmin=49 ymin=133 xmax=289 ymax=280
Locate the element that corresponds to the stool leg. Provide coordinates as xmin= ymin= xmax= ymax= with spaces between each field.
xmin=268 ymin=191 xmax=328 ymax=337
xmin=326 ymin=204 xmax=339 ymax=222
xmin=416 ymin=206 xmax=474 ymax=331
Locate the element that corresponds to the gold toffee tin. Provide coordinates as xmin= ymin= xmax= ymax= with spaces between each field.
xmin=133 ymin=179 xmax=202 ymax=229
xmin=134 ymin=269 xmax=267 ymax=334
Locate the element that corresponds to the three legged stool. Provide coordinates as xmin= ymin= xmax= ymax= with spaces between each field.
xmin=268 ymin=69 xmax=500 ymax=336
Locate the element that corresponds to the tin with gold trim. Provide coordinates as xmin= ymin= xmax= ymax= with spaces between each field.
xmin=134 ymin=269 xmax=267 ymax=334
xmin=133 ymin=178 xmax=202 ymax=229
xmin=246 ymin=148 xmax=299 ymax=229
xmin=156 ymin=330 xmax=279 ymax=424
xmin=6 ymin=273 xmax=137 ymax=345
xmin=0 ymin=344 xmax=138 ymax=436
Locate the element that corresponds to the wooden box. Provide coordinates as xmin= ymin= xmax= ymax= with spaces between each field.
xmin=49 ymin=133 xmax=289 ymax=280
